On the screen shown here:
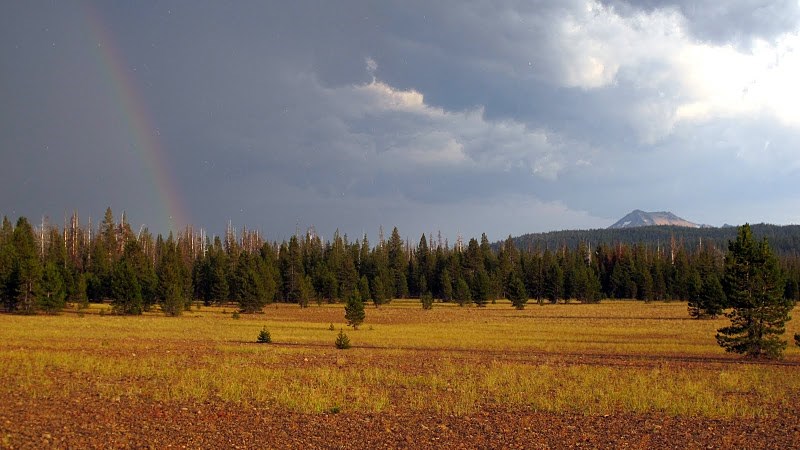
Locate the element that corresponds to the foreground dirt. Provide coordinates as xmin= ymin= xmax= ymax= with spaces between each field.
xmin=2 ymin=391 xmax=798 ymax=449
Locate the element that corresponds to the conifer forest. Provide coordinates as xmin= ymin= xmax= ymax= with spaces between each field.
xmin=3 ymin=208 xmax=800 ymax=317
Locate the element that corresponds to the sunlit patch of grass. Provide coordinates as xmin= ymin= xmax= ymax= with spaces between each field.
xmin=1 ymin=301 xmax=799 ymax=417
xmin=480 ymin=362 xmax=799 ymax=418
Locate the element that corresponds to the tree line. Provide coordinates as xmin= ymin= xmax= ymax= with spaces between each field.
xmin=1 ymin=208 xmax=799 ymax=318
xmin=511 ymin=223 xmax=800 ymax=257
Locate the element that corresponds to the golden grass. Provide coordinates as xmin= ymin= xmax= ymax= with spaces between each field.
xmin=0 ymin=300 xmax=798 ymax=417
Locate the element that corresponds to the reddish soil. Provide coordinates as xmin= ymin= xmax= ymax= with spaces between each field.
xmin=2 ymin=390 xmax=798 ymax=449
xmin=4 ymin=305 xmax=799 ymax=448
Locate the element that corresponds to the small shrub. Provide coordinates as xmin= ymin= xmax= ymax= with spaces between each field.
xmin=232 ymin=311 xmax=240 ymax=320
xmin=328 ymin=323 xmax=335 ymax=331
xmin=328 ymin=405 xmax=341 ymax=414
xmin=335 ymin=330 xmax=351 ymax=349
xmin=257 ymin=327 xmax=272 ymax=343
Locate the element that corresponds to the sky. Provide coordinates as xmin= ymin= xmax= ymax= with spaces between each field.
xmin=2 ymin=1 xmax=800 ymax=242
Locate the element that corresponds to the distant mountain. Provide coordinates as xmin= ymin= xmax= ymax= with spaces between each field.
xmin=609 ymin=210 xmax=702 ymax=229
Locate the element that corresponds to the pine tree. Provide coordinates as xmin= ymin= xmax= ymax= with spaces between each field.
xmin=317 ymin=267 xmax=337 ymax=303
xmin=716 ymin=224 xmax=793 ymax=359
xmin=370 ymin=274 xmax=388 ymax=307
xmin=71 ymin=273 xmax=89 ymax=308
xmin=208 ymin=241 xmax=230 ymax=303
xmin=100 ymin=207 xmax=117 ymax=259
xmin=124 ymin=240 xmax=157 ymax=311
xmin=335 ymin=329 xmax=351 ymax=349
xmin=0 ymin=217 xmax=15 ymax=311
xmin=686 ymin=270 xmax=704 ymax=317
xmin=507 ymin=271 xmax=528 ymax=310
xmin=7 ymin=218 xmax=41 ymax=314
xmin=231 ymin=253 xmax=269 ymax=313
xmin=258 ymin=242 xmax=280 ymax=305
xmin=415 ymin=234 xmax=433 ymax=298
xmin=688 ymin=272 xmax=726 ymax=319
xmin=689 ymin=245 xmax=726 ymax=318
xmin=440 ymin=268 xmax=453 ymax=302
xmin=328 ymin=231 xmax=358 ymax=301
xmin=454 ymin=277 xmax=471 ymax=306
xmin=544 ymin=258 xmax=563 ymax=304
xmin=358 ymin=275 xmax=371 ymax=305
xmin=472 ymin=269 xmax=491 ymax=307
xmin=344 ymin=290 xmax=365 ymax=329
xmin=298 ymin=274 xmax=314 ymax=308
xmin=280 ymin=235 xmax=305 ymax=303
xmin=257 ymin=327 xmax=272 ymax=343
xmin=39 ymin=262 xmax=66 ymax=314
xmin=87 ymin=228 xmax=113 ymax=301
xmin=157 ymin=238 xmax=186 ymax=316
xmin=111 ymin=259 xmax=143 ymax=315
xmin=522 ymin=252 xmax=544 ymax=304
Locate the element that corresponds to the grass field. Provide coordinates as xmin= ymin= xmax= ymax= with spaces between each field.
xmin=1 ymin=300 xmax=799 ymax=419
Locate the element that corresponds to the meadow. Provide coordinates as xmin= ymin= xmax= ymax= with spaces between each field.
xmin=2 ymin=300 xmax=799 ymax=420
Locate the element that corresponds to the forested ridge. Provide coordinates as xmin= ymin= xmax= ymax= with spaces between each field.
xmin=2 ymin=208 xmax=800 ymax=315
xmin=509 ymin=224 xmax=800 ymax=257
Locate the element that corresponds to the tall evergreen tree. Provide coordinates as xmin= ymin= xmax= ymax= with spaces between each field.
xmin=39 ymin=261 xmax=66 ymax=314
xmin=280 ymin=236 xmax=305 ymax=303
xmin=507 ymin=271 xmax=528 ymax=310
xmin=716 ymin=224 xmax=793 ymax=359
xmin=6 ymin=218 xmax=41 ymax=314
xmin=258 ymin=242 xmax=280 ymax=304
xmin=0 ymin=217 xmax=16 ymax=311
xmin=544 ymin=255 xmax=563 ymax=304
xmin=358 ymin=275 xmax=371 ymax=305
xmin=415 ymin=234 xmax=433 ymax=298
xmin=100 ymin=207 xmax=117 ymax=259
xmin=370 ymin=274 xmax=388 ymax=307
xmin=111 ymin=259 xmax=143 ymax=315
xmin=690 ymin=245 xmax=726 ymax=318
xmin=157 ymin=239 xmax=187 ymax=316
xmin=688 ymin=270 xmax=725 ymax=319
xmin=298 ymin=274 xmax=315 ymax=308
xmin=439 ymin=268 xmax=453 ymax=302
xmin=87 ymin=231 xmax=113 ymax=301
xmin=385 ymin=228 xmax=408 ymax=300
xmin=521 ymin=252 xmax=544 ymax=304
xmin=124 ymin=240 xmax=158 ymax=310
xmin=454 ymin=276 xmax=471 ymax=306
xmin=471 ymin=269 xmax=491 ymax=307
xmin=208 ymin=238 xmax=230 ymax=303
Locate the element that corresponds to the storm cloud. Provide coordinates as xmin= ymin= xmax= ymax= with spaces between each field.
xmin=1 ymin=1 xmax=798 ymax=241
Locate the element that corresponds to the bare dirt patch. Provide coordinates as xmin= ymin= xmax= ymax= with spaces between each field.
xmin=2 ymin=391 xmax=798 ymax=449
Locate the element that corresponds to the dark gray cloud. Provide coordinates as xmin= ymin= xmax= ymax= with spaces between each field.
xmin=1 ymin=1 xmax=799 ymax=241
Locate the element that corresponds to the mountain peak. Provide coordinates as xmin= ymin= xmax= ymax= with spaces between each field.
xmin=609 ymin=210 xmax=701 ymax=229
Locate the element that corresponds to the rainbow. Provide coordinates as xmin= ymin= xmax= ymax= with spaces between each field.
xmin=83 ymin=5 xmax=190 ymax=233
